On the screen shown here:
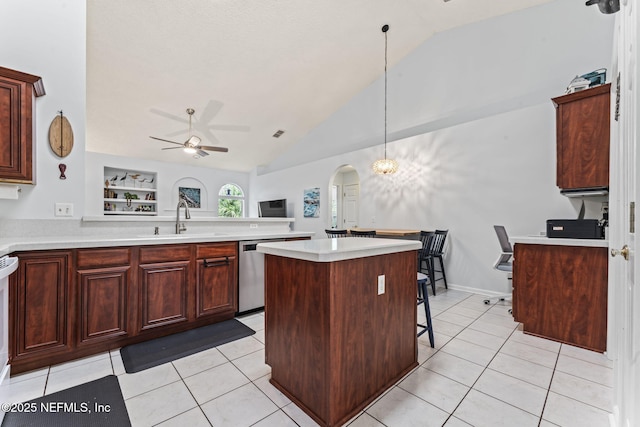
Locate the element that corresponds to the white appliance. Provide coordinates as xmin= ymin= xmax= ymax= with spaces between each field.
xmin=0 ymin=256 xmax=18 ymax=386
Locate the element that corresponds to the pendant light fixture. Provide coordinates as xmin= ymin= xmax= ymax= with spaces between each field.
xmin=372 ymin=24 xmax=399 ymax=175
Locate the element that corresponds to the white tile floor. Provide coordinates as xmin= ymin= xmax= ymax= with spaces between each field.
xmin=0 ymin=287 xmax=613 ymax=427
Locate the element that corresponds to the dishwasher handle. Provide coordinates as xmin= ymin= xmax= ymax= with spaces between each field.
xmin=243 ymin=243 xmax=258 ymax=251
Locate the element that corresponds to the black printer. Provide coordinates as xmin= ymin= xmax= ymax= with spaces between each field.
xmin=546 ymin=219 xmax=604 ymax=239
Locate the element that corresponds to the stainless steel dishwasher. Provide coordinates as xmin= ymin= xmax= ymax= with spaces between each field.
xmin=238 ymin=239 xmax=285 ymax=314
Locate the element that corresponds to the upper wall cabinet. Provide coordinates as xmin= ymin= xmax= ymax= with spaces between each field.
xmin=0 ymin=67 xmax=45 ymax=184
xmin=552 ymin=84 xmax=611 ymax=193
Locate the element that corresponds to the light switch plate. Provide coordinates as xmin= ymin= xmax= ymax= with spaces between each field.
xmin=55 ymin=202 xmax=74 ymax=217
xmin=377 ymin=275 xmax=385 ymax=295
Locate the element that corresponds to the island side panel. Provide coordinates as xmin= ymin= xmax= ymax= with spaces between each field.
xmin=264 ymin=250 xmax=418 ymax=427
xmin=264 ymin=254 xmax=330 ymax=423
xmin=329 ymin=251 xmax=418 ymax=426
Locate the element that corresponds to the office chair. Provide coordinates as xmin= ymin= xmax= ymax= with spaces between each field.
xmin=484 ymin=225 xmax=513 ymax=313
xmin=325 ymin=229 xmax=348 ymax=238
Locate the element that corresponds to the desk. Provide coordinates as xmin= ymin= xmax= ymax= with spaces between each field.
xmin=258 ymin=238 xmax=420 ymax=426
xmin=349 ymin=228 xmax=421 ymax=238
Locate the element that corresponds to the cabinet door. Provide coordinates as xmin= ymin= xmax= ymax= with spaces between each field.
xmin=11 ymin=251 xmax=71 ymax=358
xmin=196 ymin=255 xmax=237 ymax=318
xmin=0 ymin=68 xmax=44 ymax=183
xmin=138 ymin=261 xmax=190 ymax=331
xmin=554 ymin=84 xmax=610 ymax=190
xmin=77 ymin=266 xmax=129 ymax=345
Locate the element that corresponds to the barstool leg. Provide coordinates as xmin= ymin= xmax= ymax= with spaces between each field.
xmin=417 ymin=279 xmax=434 ymax=348
xmin=438 ymin=255 xmax=448 ymax=289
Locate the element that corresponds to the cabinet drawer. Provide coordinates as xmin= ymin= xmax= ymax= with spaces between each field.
xmin=196 ymin=242 xmax=237 ymax=259
xmin=139 ymin=245 xmax=191 ymax=263
xmin=77 ymin=247 xmax=131 ymax=269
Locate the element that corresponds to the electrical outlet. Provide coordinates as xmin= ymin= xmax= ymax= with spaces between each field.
xmin=377 ymin=275 xmax=385 ymax=295
xmin=250 ymin=223 xmax=258 ymax=229
xmin=55 ymin=202 xmax=74 ymax=217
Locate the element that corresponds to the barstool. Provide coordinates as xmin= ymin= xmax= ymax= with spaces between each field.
xmin=417 ymin=272 xmax=434 ymax=347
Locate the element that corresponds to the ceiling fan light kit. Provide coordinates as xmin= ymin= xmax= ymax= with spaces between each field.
xmin=150 ymin=108 xmax=229 ymax=157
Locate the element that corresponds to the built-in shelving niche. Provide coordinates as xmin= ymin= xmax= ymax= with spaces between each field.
xmin=103 ymin=167 xmax=157 ymax=216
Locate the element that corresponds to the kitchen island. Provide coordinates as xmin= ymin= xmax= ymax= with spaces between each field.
xmin=258 ymin=238 xmax=421 ymax=427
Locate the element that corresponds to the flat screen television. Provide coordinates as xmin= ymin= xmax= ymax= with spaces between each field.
xmin=258 ymin=199 xmax=287 ymax=218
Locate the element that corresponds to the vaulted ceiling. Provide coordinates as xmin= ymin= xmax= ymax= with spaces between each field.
xmin=86 ymin=0 xmax=553 ymax=172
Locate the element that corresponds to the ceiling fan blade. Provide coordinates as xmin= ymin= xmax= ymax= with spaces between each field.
xmin=150 ymin=136 xmax=183 ymax=145
xmin=207 ymin=124 xmax=251 ymax=132
xmin=198 ymin=145 xmax=229 ymax=153
xmin=149 ymin=108 xmax=189 ymax=124
xmin=197 ymin=100 xmax=223 ymax=126
xmin=161 ymin=147 xmax=184 ymax=150
xmin=196 ymin=149 xmax=210 ymax=157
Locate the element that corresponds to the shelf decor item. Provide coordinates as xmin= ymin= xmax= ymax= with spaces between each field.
xmin=103 ymin=167 xmax=157 ymax=216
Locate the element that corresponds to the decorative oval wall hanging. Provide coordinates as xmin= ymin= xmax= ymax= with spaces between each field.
xmin=48 ymin=111 xmax=74 ymax=158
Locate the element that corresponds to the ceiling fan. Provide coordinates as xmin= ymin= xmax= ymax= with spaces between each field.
xmin=150 ymin=108 xmax=229 ymax=157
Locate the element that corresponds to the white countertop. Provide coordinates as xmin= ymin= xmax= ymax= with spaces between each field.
xmin=257 ymin=237 xmax=422 ymax=263
xmin=511 ymin=235 xmax=608 ymax=248
xmin=0 ymin=231 xmax=314 ymax=256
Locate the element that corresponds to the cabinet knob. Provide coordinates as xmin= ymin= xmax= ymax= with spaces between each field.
xmin=611 ymin=245 xmax=630 ymax=260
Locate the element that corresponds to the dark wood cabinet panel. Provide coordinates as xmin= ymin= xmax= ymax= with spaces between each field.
xmin=196 ymin=256 xmax=237 ymax=318
xmin=0 ymin=67 xmax=45 ymax=184
xmin=10 ymin=251 xmax=71 ymax=359
xmin=265 ymin=251 xmax=417 ymax=426
xmin=76 ymin=247 xmax=131 ymax=269
xmin=195 ymin=242 xmax=237 ymax=318
xmin=138 ymin=261 xmax=190 ymax=331
xmin=77 ymin=266 xmax=129 ymax=344
xmin=513 ymin=243 xmax=608 ymax=352
xmin=552 ymin=84 xmax=611 ymax=191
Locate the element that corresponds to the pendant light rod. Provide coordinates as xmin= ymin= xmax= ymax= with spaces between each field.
xmin=382 ymin=24 xmax=388 ymax=160
xmin=372 ymin=24 xmax=398 ymax=175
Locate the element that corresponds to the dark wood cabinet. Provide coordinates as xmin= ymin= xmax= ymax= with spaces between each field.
xmin=76 ymin=247 xmax=132 ymax=346
xmin=9 ymin=251 xmax=71 ymax=363
xmin=195 ymin=243 xmax=238 ymax=319
xmin=513 ymin=243 xmax=608 ymax=352
xmin=9 ymin=241 xmax=239 ymax=374
xmin=552 ymin=84 xmax=611 ymax=191
xmin=138 ymin=245 xmax=191 ymax=331
xmin=0 ymin=67 xmax=45 ymax=184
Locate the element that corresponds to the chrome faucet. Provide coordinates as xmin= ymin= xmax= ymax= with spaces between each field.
xmin=176 ymin=197 xmax=191 ymax=234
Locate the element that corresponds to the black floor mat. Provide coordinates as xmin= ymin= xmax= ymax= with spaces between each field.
xmin=1 ymin=375 xmax=130 ymax=427
xmin=120 ymin=319 xmax=255 ymax=373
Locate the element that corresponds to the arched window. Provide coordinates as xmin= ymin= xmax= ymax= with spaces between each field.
xmin=218 ymin=183 xmax=244 ymax=217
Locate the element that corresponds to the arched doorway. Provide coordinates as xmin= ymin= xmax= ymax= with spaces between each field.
xmin=328 ymin=165 xmax=360 ymax=229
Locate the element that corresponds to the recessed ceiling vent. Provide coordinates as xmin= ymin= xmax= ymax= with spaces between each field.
xmin=272 ymin=130 xmax=285 ymax=138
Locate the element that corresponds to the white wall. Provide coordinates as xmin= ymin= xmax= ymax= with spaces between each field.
xmin=0 ymin=0 xmax=86 ymax=219
xmin=250 ymin=0 xmax=615 ymax=294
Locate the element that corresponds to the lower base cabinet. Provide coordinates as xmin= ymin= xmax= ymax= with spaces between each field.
xmin=513 ymin=243 xmax=608 ymax=352
xmin=9 ymin=241 xmax=238 ymax=374
xmin=11 ymin=251 xmax=72 ymax=363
